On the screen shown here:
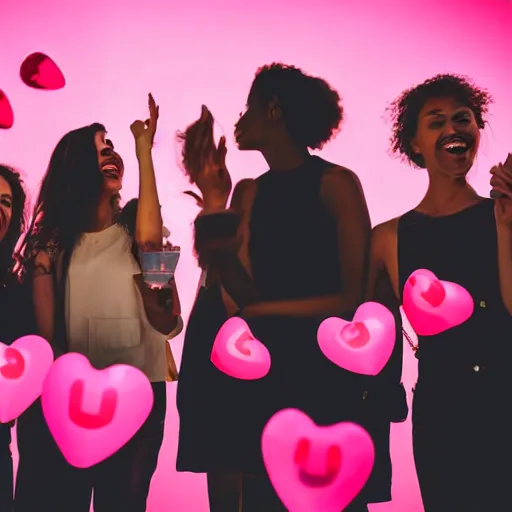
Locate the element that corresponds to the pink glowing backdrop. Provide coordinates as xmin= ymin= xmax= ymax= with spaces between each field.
xmin=1 ymin=0 xmax=511 ymax=510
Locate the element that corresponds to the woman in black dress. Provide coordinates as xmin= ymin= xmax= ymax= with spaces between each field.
xmin=177 ymin=63 xmax=406 ymax=511
xmin=0 ymin=165 xmax=30 ymax=512
xmin=367 ymin=74 xmax=511 ymax=510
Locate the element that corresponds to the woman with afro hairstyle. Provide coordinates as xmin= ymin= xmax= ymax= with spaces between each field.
xmin=367 ymin=73 xmax=512 ymax=510
xmin=176 ymin=63 xmax=405 ymax=511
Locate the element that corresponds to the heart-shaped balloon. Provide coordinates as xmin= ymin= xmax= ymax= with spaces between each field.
xmin=0 ymin=90 xmax=14 ymax=129
xmin=317 ymin=302 xmax=395 ymax=376
xmin=20 ymin=52 xmax=66 ymax=90
xmin=41 ymin=353 xmax=153 ymax=468
xmin=261 ymin=409 xmax=374 ymax=512
xmin=0 ymin=335 xmax=54 ymax=423
xmin=210 ymin=317 xmax=271 ymax=380
xmin=402 ymin=269 xmax=474 ymax=336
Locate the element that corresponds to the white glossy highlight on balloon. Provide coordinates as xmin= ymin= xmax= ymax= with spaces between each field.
xmin=317 ymin=302 xmax=396 ymax=376
xmin=211 ymin=317 xmax=271 ymax=380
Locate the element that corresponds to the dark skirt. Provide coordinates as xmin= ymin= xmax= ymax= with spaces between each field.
xmin=176 ymin=292 xmax=398 ymax=503
xmin=176 ymin=285 xmax=229 ymax=472
xmin=412 ymin=373 xmax=511 ymax=510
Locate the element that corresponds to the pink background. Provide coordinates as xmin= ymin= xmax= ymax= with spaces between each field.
xmin=2 ymin=0 xmax=512 ymax=510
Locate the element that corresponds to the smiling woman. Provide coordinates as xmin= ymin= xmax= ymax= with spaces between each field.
xmin=13 ymin=96 xmax=183 ymax=512
xmin=96 ymin=132 xmax=124 ymax=186
xmin=0 ymin=165 xmax=30 ymax=512
xmin=367 ymin=74 xmax=512 ymax=510
xmin=389 ymin=74 xmax=489 ymax=173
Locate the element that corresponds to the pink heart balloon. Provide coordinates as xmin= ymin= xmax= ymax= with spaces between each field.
xmin=20 ymin=52 xmax=66 ymax=90
xmin=317 ymin=302 xmax=395 ymax=376
xmin=41 ymin=353 xmax=153 ymax=468
xmin=0 ymin=90 xmax=14 ymax=129
xmin=261 ymin=409 xmax=375 ymax=512
xmin=402 ymin=269 xmax=474 ymax=336
xmin=211 ymin=317 xmax=271 ymax=380
xmin=0 ymin=335 xmax=54 ymax=423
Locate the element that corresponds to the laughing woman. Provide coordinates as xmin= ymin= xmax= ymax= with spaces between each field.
xmin=367 ymin=74 xmax=511 ymax=511
xmin=14 ymin=95 xmax=182 ymax=512
xmin=0 ymin=165 xmax=30 ymax=512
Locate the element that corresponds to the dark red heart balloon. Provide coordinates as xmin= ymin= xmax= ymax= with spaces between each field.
xmin=0 ymin=90 xmax=14 ymax=129
xmin=20 ymin=52 xmax=65 ymax=90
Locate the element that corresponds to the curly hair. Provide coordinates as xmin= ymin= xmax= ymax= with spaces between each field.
xmin=388 ymin=74 xmax=492 ymax=168
xmin=0 ymin=165 xmax=27 ymax=277
xmin=251 ymin=63 xmax=343 ymax=150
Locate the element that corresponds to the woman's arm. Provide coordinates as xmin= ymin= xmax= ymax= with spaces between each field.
xmin=490 ymin=157 xmax=512 ymax=314
xmin=242 ymin=167 xmax=372 ymax=318
xmin=135 ymin=142 xmax=163 ymax=248
xmin=194 ymin=178 xmax=259 ymax=306
xmin=132 ymin=94 xmax=163 ymax=249
xmin=365 ymin=222 xmax=408 ymax=423
xmin=133 ymin=275 xmax=183 ymax=336
xmin=32 ymin=250 xmax=55 ymax=344
xmin=496 ymin=225 xmax=512 ymax=315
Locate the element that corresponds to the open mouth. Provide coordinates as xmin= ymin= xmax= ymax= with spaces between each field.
xmin=440 ymin=136 xmax=472 ymax=156
xmin=101 ymin=159 xmax=123 ymax=180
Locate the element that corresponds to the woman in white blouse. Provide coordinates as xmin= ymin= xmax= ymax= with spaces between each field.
xmin=14 ymin=95 xmax=182 ymax=512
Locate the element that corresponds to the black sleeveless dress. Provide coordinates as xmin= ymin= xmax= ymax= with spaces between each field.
xmin=177 ymin=156 xmax=402 ymax=503
xmin=397 ymin=199 xmax=512 ymax=509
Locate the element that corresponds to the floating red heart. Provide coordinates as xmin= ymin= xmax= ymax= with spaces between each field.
xmin=0 ymin=90 xmax=14 ymax=129
xmin=20 ymin=52 xmax=65 ymax=90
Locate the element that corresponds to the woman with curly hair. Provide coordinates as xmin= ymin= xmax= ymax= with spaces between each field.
xmin=0 ymin=164 xmax=29 ymax=512
xmin=177 ymin=63 xmax=405 ymax=511
xmin=367 ymin=74 xmax=511 ymax=510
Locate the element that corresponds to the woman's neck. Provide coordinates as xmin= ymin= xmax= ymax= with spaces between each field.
xmin=261 ymin=141 xmax=310 ymax=171
xmin=89 ymin=196 xmax=116 ymax=233
xmin=417 ymin=177 xmax=482 ymax=216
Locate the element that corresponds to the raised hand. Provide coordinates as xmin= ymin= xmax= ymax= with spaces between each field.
xmin=130 ymin=93 xmax=159 ymax=148
xmin=195 ymin=106 xmax=231 ymax=209
xmin=490 ymin=153 xmax=512 ymax=226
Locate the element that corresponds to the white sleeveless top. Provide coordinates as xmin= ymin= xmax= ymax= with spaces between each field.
xmin=65 ymin=224 xmax=182 ymax=382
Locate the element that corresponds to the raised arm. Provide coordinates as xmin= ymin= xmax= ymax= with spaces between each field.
xmin=491 ymin=156 xmax=512 ymax=315
xmin=131 ymin=94 xmax=163 ymax=249
xmin=243 ymin=166 xmax=372 ymax=318
xmin=178 ymin=105 xmax=259 ymax=306
xmin=194 ymin=178 xmax=250 ymax=266
xmin=194 ymin=178 xmax=260 ymax=307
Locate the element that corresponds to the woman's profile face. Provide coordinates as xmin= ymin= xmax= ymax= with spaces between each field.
xmin=411 ymin=96 xmax=480 ymax=179
xmin=0 ymin=176 xmax=13 ymax=243
xmin=95 ymin=130 xmax=124 ymax=195
xmin=235 ymin=88 xmax=278 ymax=152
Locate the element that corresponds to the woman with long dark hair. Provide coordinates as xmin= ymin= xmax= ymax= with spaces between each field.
xmin=176 ymin=63 xmax=406 ymax=511
xmin=14 ymin=95 xmax=182 ymax=512
xmin=0 ymin=165 xmax=29 ymax=512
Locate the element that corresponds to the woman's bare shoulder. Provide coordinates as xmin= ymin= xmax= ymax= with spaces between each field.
xmin=371 ymin=217 xmax=401 ymax=261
